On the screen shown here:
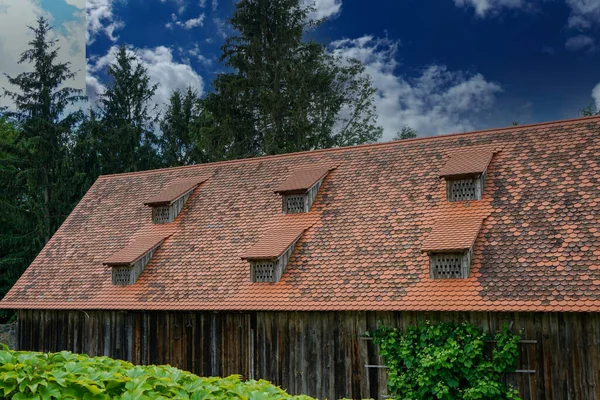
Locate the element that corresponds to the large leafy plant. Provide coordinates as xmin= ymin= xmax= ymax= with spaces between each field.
xmin=368 ymin=321 xmax=521 ymax=400
xmin=0 ymin=347 xmax=314 ymax=399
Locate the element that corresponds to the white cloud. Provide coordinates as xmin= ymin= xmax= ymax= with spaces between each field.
xmin=330 ymin=36 xmax=502 ymax=139
xmin=454 ymin=0 xmax=600 ymax=27
xmin=87 ymin=45 xmax=204 ymax=114
xmin=86 ymin=0 xmax=123 ymax=44
xmin=85 ymin=68 xmax=106 ymax=106
xmin=565 ymin=34 xmax=595 ymax=51
xmin=566 ymin=0 xmax=600 ymax=28
xmin=453 ymin=0 xmax=523 ymax=16
xmin=0 ymin=0 xmax=85 ymax=111
xmin=302 ymin=0 xmax=342 ymax=20
xmin=182 ymin=14 xmax=204 ymax=28
xmin=160 ymin=0 xmax=186 ymax=15
xmin=212 ymin=0 xmax=218 ymax=11
xmin=188 ymin=43 xmax=214 ymax=65
xmin=168 ymin=13 xmax=205 ymax=29
xmin=64 ymin=0 xmax=85 ymax=9
xmin=212 ymin=17 xmax=227 ymax=38
xmin=592 ymin=82 xmax=600 ymax=111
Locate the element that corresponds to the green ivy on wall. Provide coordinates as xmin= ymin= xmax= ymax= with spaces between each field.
xmin=368 ymin=321 xmax=521 ymax=400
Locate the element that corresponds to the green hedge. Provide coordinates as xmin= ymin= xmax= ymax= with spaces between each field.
xmin=0 ymin=346 xmax=314 ymax=399
xmin=368 ymin=322 xmax=521 ymax=400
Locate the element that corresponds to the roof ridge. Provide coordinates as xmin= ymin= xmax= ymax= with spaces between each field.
xmin=98 ymin=115 xmax=600 ymax=179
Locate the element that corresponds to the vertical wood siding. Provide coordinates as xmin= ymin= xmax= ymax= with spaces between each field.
xmin=17 ymin=310 xmax=600 ymax=400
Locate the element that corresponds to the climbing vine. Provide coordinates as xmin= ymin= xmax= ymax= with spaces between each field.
xmin=368 ymin=321 xmax=521 ymax=400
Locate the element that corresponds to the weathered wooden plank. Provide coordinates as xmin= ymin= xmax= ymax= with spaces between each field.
xmin=15 ymin=310 xmax=600 ymax=400
xmin=593 ymin=313 xmax=600 ymax=400
xmin=357 ymin=312 xmax=370 ymax=400
xmin=278 ymin=312 xmax=289 ymax=392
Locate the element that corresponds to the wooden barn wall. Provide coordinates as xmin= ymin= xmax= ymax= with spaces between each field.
xmin=16 ymin=310 xmax=600 ymax=400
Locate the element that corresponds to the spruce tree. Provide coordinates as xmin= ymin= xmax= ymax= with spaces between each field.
xmin=0 ymin=117 xmax=39 ymax=304
xmin=96 ymin=45 xmax=160 ymax=174
xmin=201 ymin=0 xmax=383 ymax=160
xmin=394 ymin=126 xmax=418 ymax=140
xmin=0 ymin=18 xmax=83 ymax=313
xmin=3 ymin=17 xmax=84 ymax=243
xmin=159 ymin=87 xmax=199 ymax=167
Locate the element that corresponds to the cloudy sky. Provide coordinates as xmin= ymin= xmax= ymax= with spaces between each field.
xmin=2 ymin=1 xmax=599 ymax=140
xmin=0 ymin=0 xmax=85 ymax=110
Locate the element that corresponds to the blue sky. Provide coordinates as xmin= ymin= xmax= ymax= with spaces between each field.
xmin=86 ymin=0 xmax=600 ymax=140
xmin=0 ymin=0 xmax=85 ymax=110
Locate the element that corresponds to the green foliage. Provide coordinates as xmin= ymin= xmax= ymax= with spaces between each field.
xmin=394 ymin=125 xmax=418 ymax=140
xmin=368 ymin=321 xmax=521 ymax=400
xmin=581 ymin=101 xmax=598 ymax=117
xmin=0 ymin=117 xmax=41 ymax=311
xmin=201 ymin=0 xmax=383 ymax=160
xmin=159 ymin=87 xmax=204 ymax=166
xmin=2 ymin=16 xmax=84 ymax=243
xmin=95 ymin=45 xmax=161 ymax=174
xmin=0 ymin=18 xmax=85 ymax=321
xmin=0 ymin=347 xmax=314 ymax=400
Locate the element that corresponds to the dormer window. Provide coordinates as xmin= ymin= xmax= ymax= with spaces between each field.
xmin=447 ymin=175 xmax=485 ymax=201
xmin=274 ymin=168 xmax=333 ymax=214
xmin=438 ymin=150 xmax=494 ymax=202
xmin=145 ymin=178 xmax=207 ymax=223
xmin=104 ymin=234 xmax=170 ymax=285
xmin=421 ymin=216 xmax=483 ymax=279
xmin=428 ymin=248 xmax=473 ymax=279
xmin=241 ymin=223 xmax=309 ymax=283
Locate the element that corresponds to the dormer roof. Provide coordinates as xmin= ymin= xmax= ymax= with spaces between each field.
xmin=421 ymin=216 xmax=484 ymax=253
xmin=274 ymin=168 xmax=332 ymax=194
xmin=104 ymin=233 xmax=170 ymax=266
xmin=438 ymin=150 xmax=495 ymax=178
xmin=144 ymin=178 xmax=207 ymax=206
xmin=241 ymin=219 xmax=311 ymax=260
xmin=3 ymin=116 xmax=600 ymax=312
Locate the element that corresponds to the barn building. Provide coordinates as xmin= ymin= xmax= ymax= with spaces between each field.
xmin=2 ymin=116 xmax=600 ymax=399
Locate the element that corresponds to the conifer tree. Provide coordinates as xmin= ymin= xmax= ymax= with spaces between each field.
xmin=0 ymin=18 xmax=83 ymax=313
xmin=159 ymin=87 xmax=199 ymax=167
xmin=96 ymin=45 xmax=160 ymax=173
xmin=3 ymin=17 xmax=84 ymax=243
xmin=394 ymin=125 xmax=418 ymax=140
xmin=201 ymin=0 xmax=383 ymax=160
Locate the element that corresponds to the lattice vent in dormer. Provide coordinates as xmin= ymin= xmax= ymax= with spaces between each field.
xmin=145 ymin=178 xmax=207 ymax=224
xmin=242 ymin=222 xmax=310 ymax=283
xmin=422 ymin=216 xmax=483 ymax=280
xmin=275 ymin=168 xmax=332 ymax=214
xmin=446 ymin=172 xmax=485 ymax=202
xmin=429 ymin=247 xmax=473 ymax=279
xmin=438 ymin=150 xmax=494 ymax=202
xmin=104 ymin=234 xmax=169 ymax=286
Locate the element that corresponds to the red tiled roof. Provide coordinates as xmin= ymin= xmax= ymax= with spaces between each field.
xmin=241 ymin=216 xmax=312 ymax=260
xmin=144 ymin=178 xmax=207 ymax=206
xmin=274 ymin=168 xmax=332 ymax=193
xmin=421 ymin=215 xmax=484 ymax=252
xmin=3 ymin=116 xmax=600 ymax=312
xmin=104 ymin=234 xmax=170 ymax=266
xmin=438 ymin=149 xmax=495 ymax=178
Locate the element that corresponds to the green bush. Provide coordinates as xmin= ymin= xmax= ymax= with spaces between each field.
xmin=0 ymin=346 xmax=314 ymax=399
xmin=368 ymin=321 xmax=521 ymax=400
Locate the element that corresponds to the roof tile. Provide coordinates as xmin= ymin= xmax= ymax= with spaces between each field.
xmin=422 ymin=215 xmax=485 ymax=252
xmin=2 ymin=116 xmax=600 ymax=312
xmin=104 ymin=233 xmax=171 ymax=265
xmin=274 ymin=168 xmax=332 ymax=193
xmin=241 ymin=216 xmax=312 ymax=260
xmin=438 ymin=149 xmax=495 ymax=178
xmin=144 ymin=178 xmax=207 ymax=206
